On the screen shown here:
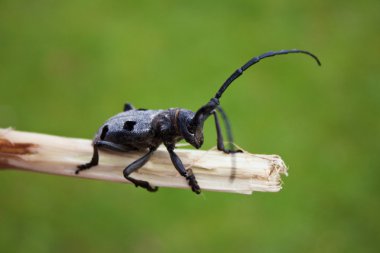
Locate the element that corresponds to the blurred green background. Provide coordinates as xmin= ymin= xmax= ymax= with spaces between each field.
xmin=1 ymin=0 xmax=379 ymax=252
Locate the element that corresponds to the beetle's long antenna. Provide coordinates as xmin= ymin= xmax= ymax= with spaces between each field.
xmin=214 ymin=49 xmax=321 ymax=100
xmin=216 ymin=106 xmax=238 ymax=180
xmin=216 ymin=106 xmax=234 ymax=152
xmin=191 ymin=49 xmax=320 ymax=133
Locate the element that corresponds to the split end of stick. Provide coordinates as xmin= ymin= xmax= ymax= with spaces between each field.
xmin=0 ymin=128 xmax=288 ymax=195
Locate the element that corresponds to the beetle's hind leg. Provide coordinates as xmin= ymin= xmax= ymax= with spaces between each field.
xmin=123 ymin=103 xmax=134 ymax=111
xmin=166 ymin=144 xmax=201 ymax=194
xmin=123 ymin=147 xmax=158 ymax=192
xmin=76 ymin=145 xmax=99 ymax=174
xmin=76 ymin=140 xmax=130 ymax=174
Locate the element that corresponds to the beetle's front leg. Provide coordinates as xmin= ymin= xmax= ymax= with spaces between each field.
xmin=166 ymin=144 xmax=201 ymax=194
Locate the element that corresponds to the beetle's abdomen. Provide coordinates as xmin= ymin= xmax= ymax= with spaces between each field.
xmin=94 ymin=110 xmax=164 ymax=150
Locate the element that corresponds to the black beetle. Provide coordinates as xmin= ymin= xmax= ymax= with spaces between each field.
xmin=76 ymin=49 xmax=321 ymax=194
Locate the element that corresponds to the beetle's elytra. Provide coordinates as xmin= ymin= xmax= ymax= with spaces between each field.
xmin=76 ymin=49 xmax=321 ymax=194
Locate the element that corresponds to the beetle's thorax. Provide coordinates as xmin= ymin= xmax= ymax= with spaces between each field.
xmin=152 ymin=108 xmax=191 ymax=145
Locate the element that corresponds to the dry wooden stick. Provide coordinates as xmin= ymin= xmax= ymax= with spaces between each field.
xmin=0 ymin=128 xmax=288 ymax=194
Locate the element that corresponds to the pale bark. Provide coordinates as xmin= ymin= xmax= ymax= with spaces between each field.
xmin=0 ymin=128 xmax=288 ymax=195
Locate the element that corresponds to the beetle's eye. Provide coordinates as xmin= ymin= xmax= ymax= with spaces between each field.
xmin=124 ymin=121 xmax=136 ymax=131
xmin=100 ymin=125 xmax=109 ymax=140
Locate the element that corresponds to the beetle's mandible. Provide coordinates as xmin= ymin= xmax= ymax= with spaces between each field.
xmin=76 ymin=49 xmax=321 ymax=194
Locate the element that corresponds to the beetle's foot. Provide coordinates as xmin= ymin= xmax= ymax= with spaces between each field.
xmin=135 ymin=181 xmax=159 ymax=192
xmin=222 ymin=149 xmax=243 ymax=154
xmin=75 ymin=163 xmax=93 ymax=174
xmin=126 ymin=177 xmax=158 ymax=192
xmin=186 ymin=169 xmax=201 ymax=194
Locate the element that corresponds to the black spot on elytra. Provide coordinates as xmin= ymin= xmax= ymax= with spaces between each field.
xmin=124 ymin=121 xmax=136 ymax=131
xmin=100 ymin=125 xmax=109 ymax=140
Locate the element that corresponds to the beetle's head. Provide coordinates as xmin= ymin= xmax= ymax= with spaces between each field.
xmin=190 ymin=122 xmax=204 ymax=149
xmin=186 ymin=98 xmax=219 ymax=148
xmin=176 ymin=109 xmax=209 ymax=149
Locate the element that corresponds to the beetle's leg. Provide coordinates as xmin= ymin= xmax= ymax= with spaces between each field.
xmin=166 ymin=144 xmax=201 ymax=194
xmin=76 ymin=140 xmax=131 ymax=174
xmin=212 ymin=110 xmax=242 ymax=154
xmin=76 ymin=145 xmax=99 ymax=174
xmin=123 ymin=147 xmax=158 ymax=192
xmin=123 ymin=103 xmax=134 ymax=112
